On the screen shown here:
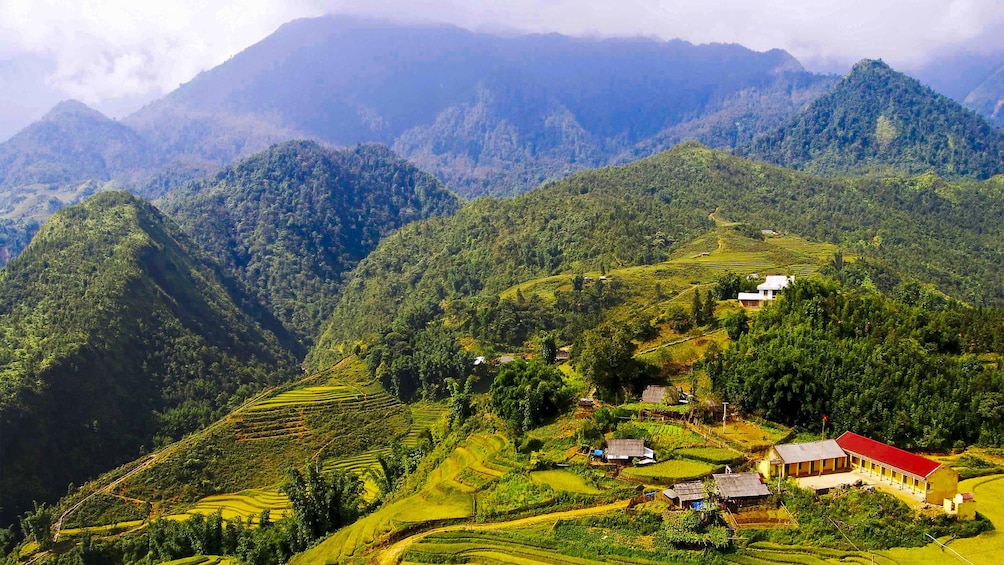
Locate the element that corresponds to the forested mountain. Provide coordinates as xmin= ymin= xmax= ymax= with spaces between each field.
xmin=122 ymin=16 xmax=833 ymax=198
xmin=310 ymin=142 xmax=1004 ymax=369
xmin=0 ymin=192 xmax=298 ymax=525
xmin=739 ymin=59 xmax=1004 ymax=179
xmin=159 ymin=141 xmax=461 ymax=342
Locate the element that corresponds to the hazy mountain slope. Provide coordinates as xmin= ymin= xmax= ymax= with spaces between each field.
xmin=310 ymin=142 xmax=1004 ymax=366
xmin=125 ymin=16 xmax=833 ymax=197
xmin=0 ymin=100 xmax=149 ymax=188
xmin=0 ymin=191 xmax=298 ymax=525
xmin=159 ymin=141 xmax=462 ymax=342
xmin=965 ymin=64 xmax=1004 ymax=128
xmin=739 ymin=59 xmax=1004 ymax=179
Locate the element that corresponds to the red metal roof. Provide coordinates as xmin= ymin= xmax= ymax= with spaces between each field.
xmin=835 ymin=431 xmax=942 ymax=479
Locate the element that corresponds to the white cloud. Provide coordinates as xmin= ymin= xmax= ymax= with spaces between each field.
xmin=0 ymin=0 xmax=325 ymax=104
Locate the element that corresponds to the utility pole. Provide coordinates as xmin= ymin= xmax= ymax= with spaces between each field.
xmin=722 ymin=402 xmax=729 ymax=434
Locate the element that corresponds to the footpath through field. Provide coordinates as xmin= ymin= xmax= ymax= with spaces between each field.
xmin=375 ymin=499 xmax=631 ymax=565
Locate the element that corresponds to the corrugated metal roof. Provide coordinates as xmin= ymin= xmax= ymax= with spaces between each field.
xmin=672 ymin=481 xmax=705 ymax=502
xmin=606 ymin=438 xmax=646 ymax=459
xmin=641 ymin=385 xmax=668 ymax=404
xmin=773 ymin=440 xmax=846 ymax=464
xmin=836 ymin=431 xmax=941 ymax=479
xmin=713 ymin=473 xmax=771 ymax=499
xmin=757 ymin=275 xmax=793 ymax=291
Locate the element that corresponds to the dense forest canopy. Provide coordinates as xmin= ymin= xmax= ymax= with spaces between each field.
xmin=0 ymin=192 xmax=298 ymax=525
xmin=718 ymin=278 xmax=1004 ymax=450
xmin=159 ymin=141 xmax=461 ymax=342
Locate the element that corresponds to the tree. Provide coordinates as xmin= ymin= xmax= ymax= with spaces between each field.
xmin=490 ymin=359 xmax=570 ymax=433
xmin=691 ymin=291 xmax=705 ymax=326
xmin=537 ymin=332 xmax=558 ymax=365
xmin=19 ymin=502 xmax=54 ymax=550
xmin=723 ymin=309 xmax=750 ymax=340
xmin=281 ymin=463 xmax=362 ymax=550
xmin=577 ymin=322 xmax=643 ymax=401
xmin=445 ymin=375 xmax=475 ymax=425
xmin=703 ymin=289 xmax=717 ymax=326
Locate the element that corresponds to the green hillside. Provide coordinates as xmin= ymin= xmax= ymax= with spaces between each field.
xmin=159 ymin=141 xmax=461 ymax=342
xmin=0 ymin=191 xmax=297 ymax=525
xmin=739 ymin=59 xmax=1004 ymax=179
xmin=311 ymin=142 xmax=1004 ymax=372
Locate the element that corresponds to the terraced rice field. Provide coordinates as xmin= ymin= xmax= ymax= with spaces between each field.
xmin=291 ymin=433 xmax=516 ymax=565
xmin=159 ymin=557 xmax=237 ymax=565
xmin=172 ymin=489 xmax=291 ymax=524
xmin=247 ymin=386 xmax=364 ymax=410
xmin=231 ymin=382 xmax=402 ymax=441
xmin=323 ymin=448 xmax=391 ymax=501
xmin=402 ymin=531 xmax=612 ymax=565
xmin=403 ymin=404 xmax=447 ymax=448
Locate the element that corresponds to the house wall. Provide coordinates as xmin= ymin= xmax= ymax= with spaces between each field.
xmin=926 ymin=466 xmax=959 ymax=504
xmin=763 ymin=452 xmax=848 ymax=478
xmin=846 ymin=454 xmax=956 ymax=502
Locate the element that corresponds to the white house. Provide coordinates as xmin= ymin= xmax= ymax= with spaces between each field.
xmin=738 ymin=275 xmax=794 ymax=308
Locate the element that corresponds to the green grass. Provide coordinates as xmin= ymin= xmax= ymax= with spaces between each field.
xmin=673 ymin=447 xmax=743 ymax=464
xmin=529 ymin=470 xmax=602 ymax=495
xmin=619 ymin=459 xmax=719 ymax=484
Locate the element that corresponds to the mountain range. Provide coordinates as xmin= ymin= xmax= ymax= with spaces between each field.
xmin=0 ymin=16 xmax=835 ymax=217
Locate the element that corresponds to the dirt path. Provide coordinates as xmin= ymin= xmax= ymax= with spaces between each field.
xmin=638 ymin=328 xmax=723 ymax=355
xmin=375 ymin=499 xmax=630 ymax=565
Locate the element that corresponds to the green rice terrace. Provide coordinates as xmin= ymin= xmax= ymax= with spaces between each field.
xmin=52 ymin=357 xmax=442 ymax=536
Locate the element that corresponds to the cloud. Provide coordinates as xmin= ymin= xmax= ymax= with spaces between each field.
xmin=322 ymin=0 xmax=1004 ymax=71
xmin=1 ymin=0 xmax=1003 ymax=112
xmin=0 ymin=0 xmax=325 ymax=105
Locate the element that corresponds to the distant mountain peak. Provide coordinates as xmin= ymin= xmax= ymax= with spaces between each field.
xmin=42 ymin=99 xmax=109 ymax=122
xmin=739 ymin=58 xmax=1004 ymax=179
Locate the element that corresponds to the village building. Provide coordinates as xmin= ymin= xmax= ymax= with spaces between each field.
xmin=713 ymin=472 xmax=772 ymax=508
xmin=604 ymin=438 xmax=656 ymax=465
xmin=737 ymin=275 xmax=794 ymax=308
xmin=944 ymin=492 xmax=976 ymax=520
xmin=759 ymin=439 xmax=848 ymax=478
xmin=662 ymin=481 xmax=705 ymax=509
xmin=836 ymin=431 xmax=959 ymax=504
xmin=641 ymin=384 xmax=680 ymax=405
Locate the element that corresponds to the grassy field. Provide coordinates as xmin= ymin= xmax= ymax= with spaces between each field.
xmin=291 ymin=432 xmax=517 ymax=565
xmin=674 ymin=447 xmax=743 ymax=464
xmin=530 ymin=470 xmax=603 ymax=495
xmin=619 ymin=459 xmax=719 ymax=484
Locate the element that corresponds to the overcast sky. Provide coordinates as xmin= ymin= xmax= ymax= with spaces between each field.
xmin=2 ymin=0 xmax=1004 ymax=139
